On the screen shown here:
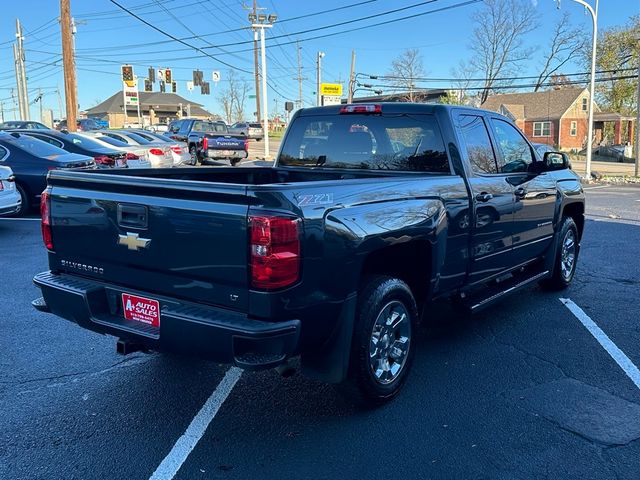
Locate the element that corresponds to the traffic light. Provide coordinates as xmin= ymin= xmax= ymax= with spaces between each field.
xmin=159 ymin=80 xmax=166 ymax=93
xmin=165 ymin=68 xmax=172 ymax=84
xmin=171 ymin=81 xmax=177 ymax=93
xmin=193 ymin=70 xmax=203 ymax=87
xmin=121 ymin=65 xmax=134 ymax=82
xmin=144 ymin=79 xmax=152 ymax=92
xmin=148 ymin=67 xmax=155 ymax=83
xmin=201 ymin=81 xmax=210 ymax=95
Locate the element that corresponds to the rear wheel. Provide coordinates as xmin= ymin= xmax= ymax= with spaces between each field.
xmin=340 ymin=275 xmax=417 ymax=406
xmin=540 ymin=216 xmax=579 ymax=290
xmin=188 ymin=145 xmax=201 ymax=165
xmin=230 ymin=158 xmax=241 ymax=167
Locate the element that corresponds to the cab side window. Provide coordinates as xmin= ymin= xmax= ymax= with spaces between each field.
xmin=491 ymin=119 xmax=534 ymax=173
xmin=458 ymin=115 xmax=497 ymax=174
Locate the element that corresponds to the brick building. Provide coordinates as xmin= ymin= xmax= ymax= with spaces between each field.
xmin=482 ymin=88 xmax=635 ymax=151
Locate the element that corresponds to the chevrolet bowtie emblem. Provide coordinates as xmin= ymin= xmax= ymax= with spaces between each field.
xmin=118 ymin=232 xmax=151 ymax=251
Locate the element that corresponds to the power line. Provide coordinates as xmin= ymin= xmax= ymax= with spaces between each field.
xmin=108 ymin=0 xmax=254 ymax=74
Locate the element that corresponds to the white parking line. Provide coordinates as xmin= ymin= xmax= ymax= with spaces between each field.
xmin=582 ymin=185 xmax=611 ymax=190
xmin=149 ymin=367 xmax=243 ymax=480
xmin=560 ymin=298 xmax=640 ymax=390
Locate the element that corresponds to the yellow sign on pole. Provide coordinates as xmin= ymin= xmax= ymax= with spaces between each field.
xmin=320 ymin=83 xmax=343 ymax=96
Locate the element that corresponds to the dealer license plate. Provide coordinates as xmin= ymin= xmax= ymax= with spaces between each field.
xmin=122 ymin=293 xmax=160 ymax=328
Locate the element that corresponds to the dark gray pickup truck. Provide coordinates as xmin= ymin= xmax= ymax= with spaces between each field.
xmin=33 ymin=104 xmax=584 ymax=404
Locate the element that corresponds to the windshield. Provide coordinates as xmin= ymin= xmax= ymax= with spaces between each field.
xmin=193 ymin=121 xmax=228 ymax=133
xmin=1 ymin=133 xmax=69 ymax=158
xmin=63 ymin=133 xmax=111 ymax=150
xmin=278 ymin=113 xmax=450 ymax=173
xmin=94 ymin=135 xmax=129 ymax=148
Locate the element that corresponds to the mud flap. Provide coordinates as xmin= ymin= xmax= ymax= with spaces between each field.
xmin=301 ymin=293 xmax=357 ymax=384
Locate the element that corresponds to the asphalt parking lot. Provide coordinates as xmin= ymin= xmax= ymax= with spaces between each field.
xmin=1 ymin=184 xmax=639 ymax=480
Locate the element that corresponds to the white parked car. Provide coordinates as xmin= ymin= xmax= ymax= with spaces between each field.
xmin=0 ymin=166 xmax=22 ymax=216
xmin=99 ymin=130 xmax=174 ymax=168
xmin=75 ymin=132 xmax=151 ymax=169
xmin=127 ymin=129 xmax=192 ymax=166
xmin=145 ymin=123 xmax=169 ymax=133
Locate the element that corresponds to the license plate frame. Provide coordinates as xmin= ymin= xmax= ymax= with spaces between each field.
xmin=121 ymin=293 xmax=160 ymax=328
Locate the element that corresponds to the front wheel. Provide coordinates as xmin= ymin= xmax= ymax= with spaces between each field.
xmin=340 ymin=275 xmax=418 ymax=406
xmin=540 ymin=216 xmax=579 ymax=290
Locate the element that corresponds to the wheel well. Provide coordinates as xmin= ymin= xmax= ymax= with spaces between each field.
xmin=562 ymin=202 xmax=584 ymax=240
xmin=360 ymin=241 xmax=432 ymax=311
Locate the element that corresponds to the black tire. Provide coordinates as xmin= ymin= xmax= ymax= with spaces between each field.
xmin=339 ymin=275 xmax=418 ymax=406
xmin=11 ymin=183 xmax=29 ymax=217
xmin=230 ymin=158 xmax=241 ymax=167
xmin=540 ymin=216 xmax=579 ymax=291
xmin=188 ymin=145 xmax=202 ymax=166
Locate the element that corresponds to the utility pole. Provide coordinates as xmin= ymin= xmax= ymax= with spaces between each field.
xmin=294 ymin=42 xmax=306 ymax=110
xmin=10 ymin=89 xmax=18 ymax=120
xmin=13 ymin=44 xmax=25 ymax=120
xmin=248 ymin=0 xmax=263 ymax=122
xmin=316 ymin=51 xmax=325 ymax=106
xmin=56 ymin=86 xmax=64 ymax=121
xmin=347 ymin=50 xmax=356 ymax=103
xmin=15 ymin=19 xmax=29 ymax=120
xmin=0 ymin=102 xmax=4 ymax=123
xmin=37 ymin=88 xmax=43 ymax=123
xmin=60 ymin=0 xmax=78 ymax=131
xmin=635 ymin=54 xmax=639 ymax=177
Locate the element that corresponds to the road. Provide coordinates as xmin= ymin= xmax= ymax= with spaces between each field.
xmin=1 ymin=184 xmax=639 ymax=480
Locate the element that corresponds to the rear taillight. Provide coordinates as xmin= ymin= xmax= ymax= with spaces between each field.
xmin=249 ymin=215 xmax=300 ymax=290
xmin=203 ymin=137 xmax=208 ymax=150
xmin=244 ymin=139 xmax=249 ymax=151
xmin=0 ymin=181 xmax=3 ymax=191
xmin=170 ymin=145 xmax=182 ymax=154
xmin=125 ymin=152 xmax=139 ymax=160
xmin=94 ymin=155 xmax=114 ymax=165
xmin=41 ymin=191 xmax=53 ymax=251
xmin=149 ymin=148 xmax=164 ymax=156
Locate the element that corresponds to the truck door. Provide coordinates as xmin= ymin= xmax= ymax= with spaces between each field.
xmin=487 ymin=117 xmax=557 ymax=262
xmin=456 ymin=113 xmax=517 ymax=284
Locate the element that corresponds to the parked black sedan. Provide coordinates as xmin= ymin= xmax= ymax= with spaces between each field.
xmin=10 ymin=129 xmax=127 ymax=168
xmin=0 ymin=131 xmax=94 ymax=215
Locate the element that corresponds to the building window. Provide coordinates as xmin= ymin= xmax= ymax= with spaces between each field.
xmin=570 ymin=121 xmax=577 ymax=136
xmin=582 ymin=98 xmax=588 ymax=111
xmin=533 ymin=121 xmax=551 ymax=137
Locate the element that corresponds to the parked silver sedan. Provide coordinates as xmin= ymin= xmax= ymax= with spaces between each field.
xmin=99 ymin=130 xmax=174 ymax=168
xmin=127 ymin=129 xmax=192 ymax=166
xmin=0 ymin=166 xmax=22 ymax=216
xmin=75 ymin=132 xmax=151 ymax=168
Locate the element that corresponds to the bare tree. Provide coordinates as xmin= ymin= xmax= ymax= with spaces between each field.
xmin=534 ymin=13 xmax=586 ymax=92
xmin=218 ymin=70 xmax=250 ymax=123
xmin=386 ymin=48 xmax=425 ymax=102
xmin=469 ymin=0 xmax=539 ymax=104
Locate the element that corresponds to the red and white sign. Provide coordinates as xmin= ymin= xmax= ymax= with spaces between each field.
xmin=122 ymin=293 xmax=160 ymax=327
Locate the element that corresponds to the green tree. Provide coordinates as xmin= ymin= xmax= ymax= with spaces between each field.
xmin=588 ymin=15 xmax=639 ymax=114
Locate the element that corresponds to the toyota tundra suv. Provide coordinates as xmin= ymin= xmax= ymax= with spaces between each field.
xmin=32 ymin=104 xmax=585 ymax=404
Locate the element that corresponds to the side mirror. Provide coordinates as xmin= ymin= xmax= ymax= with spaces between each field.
xmin=542 ymin=151 xmax=571 ymax=171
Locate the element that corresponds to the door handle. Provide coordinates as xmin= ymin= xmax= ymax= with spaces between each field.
xmin=514 ymin=187 xmax=527 ymax=199
xmin=475 ymin=192 xmax=493 ymax=203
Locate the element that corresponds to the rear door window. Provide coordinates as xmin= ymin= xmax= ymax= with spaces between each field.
xmin=458 ymin=115 xmax=498 ymax=174
xmin=5 ymin=134 xmax=68 ymax=157
xmin=23 ymin=133 xmax=65 ymax=150
xmin=279 ymin=114 xmax=450 ymax=172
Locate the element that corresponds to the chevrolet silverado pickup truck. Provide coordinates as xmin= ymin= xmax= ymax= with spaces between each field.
xmin=33 ymin=104 xmax=585 ymax=404
xmin=166 ymin=118 xmax=248 ymax=166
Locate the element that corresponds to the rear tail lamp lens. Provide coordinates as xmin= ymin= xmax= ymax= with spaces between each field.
xmin=148 ymin=148 xmax=164 ymax=156
xmin=203 ymin=137 xmax=209 ymax=151
xmin=170 ymin=145 xmax=182 ymax=154
xmin=244 ymin=139 xmax=249 ymax=151
xmin=94 ymin=155 xmax=114 ymax=165
xmin=41 ymin=190 xmax=53 ymax=251
xmin=125 ymin=152 xmax=139 ymax=160
xmin=249 ymin=215 xmax=300 ymax=290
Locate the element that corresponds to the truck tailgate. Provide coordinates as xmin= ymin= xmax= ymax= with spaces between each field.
xmin=47 ymin=172 xmax=251 ymax=312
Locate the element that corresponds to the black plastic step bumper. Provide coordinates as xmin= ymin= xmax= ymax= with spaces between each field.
xmin=33 ymin=271 xmax=300 ymax=370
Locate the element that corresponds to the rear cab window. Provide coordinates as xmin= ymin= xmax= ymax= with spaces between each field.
xmin=278 ymin=113 xmax=450 ymax=173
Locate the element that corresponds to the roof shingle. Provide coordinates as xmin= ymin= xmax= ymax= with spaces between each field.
xmin=481 ymin=87 xmax=587 ymax=120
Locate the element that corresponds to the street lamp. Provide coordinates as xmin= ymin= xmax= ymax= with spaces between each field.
xmin=316 ymin=51 xmax=325 ymax=106
xmin=559 ymin=0 xmax=599 ymax=180
xmin=250 ymin=12 xmax=276 ymax=160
